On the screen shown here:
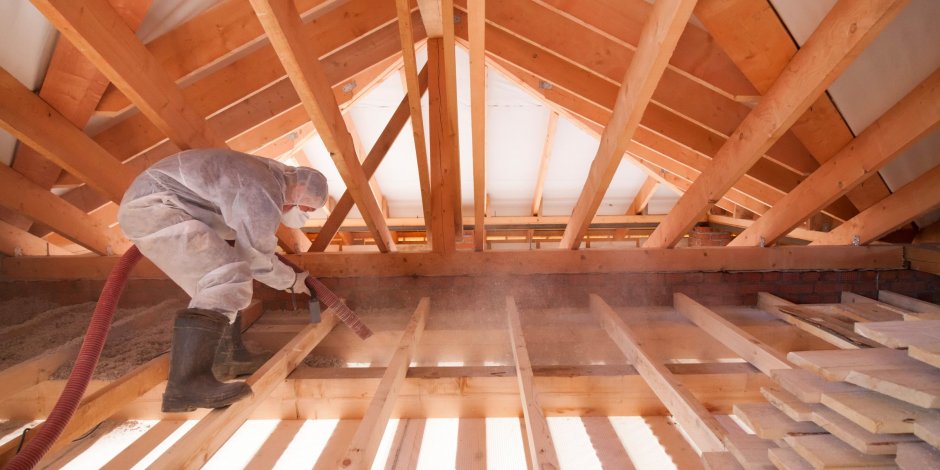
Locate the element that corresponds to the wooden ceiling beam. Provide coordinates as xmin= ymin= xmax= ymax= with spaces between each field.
xmin=452 ymin=12 xmax=857 ymax=223
xmin=395 ymin=0 xmax=433 ymax=227
xmin=250 ymin=0 xmax=395 ymax=253
xmin=468 ymin=0 xmax=486 ymax=251
xmin=731 ymin=69 xmax=940 ymax=247
xmin=46 ymin=18 xmax=415 ymax=238
xmin=627 ymin=176 xmax=659 ymax=216
xmin=91 ymin=3 xmax=406 ymax=168
xmin=0 ymin=165 xmax=125 ymax=256
xmin=427 ymin=37 xmax=458 ymax=254
xmin=645 ymin=0 xmax=907 ymax=248
xmin=310 ymin=65 xmax=430 ymax=252
xmin=0 ymin=68 xmax=135 ymax=204
xmin=9 ymin=0 xmax=149 ymax=197
xmin=462 ymin=0 xmax=818 ymax=179
xmin=2 ymin=245 xmax=904 ymax=280
xmin=812 ymin=164 xmax=940 ymax=246
xmin=708 ymin=215 xmax=826 ymax=244
xmin=32 ymin=0 xmax=227 ymax=149
xmin=531 ymin=112 xmax=559 ymax=216
xmin=0 ymin=219 xmax=72 ymax=257
xmin=486 ymin=57 xmax=767 ymax=217
xmin=416 ymin=0 xmax=444 ymax=38
xmin=559 ymin=0 xmax=697 ymax=249
xmin=695 ymin=0 xmax=894 ymax=212
xmin=94 ymin=0 xmax=346 ymax=114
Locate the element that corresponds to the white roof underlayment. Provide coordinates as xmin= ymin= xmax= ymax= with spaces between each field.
xmin=0 ymin=0 xmax=938 ymax=225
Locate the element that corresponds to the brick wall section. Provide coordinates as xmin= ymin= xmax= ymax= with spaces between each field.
xmin=688 ymin=226 xmax=732 ymax=247
xmin=2 ymin=270 xmax=937 ymax=312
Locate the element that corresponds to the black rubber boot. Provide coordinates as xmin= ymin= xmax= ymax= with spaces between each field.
xmin=213 ymin=313 xmax=271 ymax=380
xmin=161 ymin=309 xmax=252 ymax=413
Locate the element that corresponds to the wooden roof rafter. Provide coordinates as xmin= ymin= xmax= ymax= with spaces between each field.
xmin=558 ymin=0 xmax=697 ymax=249
xmin=646 ymin=0 xmax=909 ymax=248
xmin=731 ymin=69 xmax=940 ymax=247
xmin=249 ymin=0 xmax=396 ymax=253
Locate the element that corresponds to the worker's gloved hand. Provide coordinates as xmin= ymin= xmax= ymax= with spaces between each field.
xmin=287 ymin=272 xmax=311 ymax=296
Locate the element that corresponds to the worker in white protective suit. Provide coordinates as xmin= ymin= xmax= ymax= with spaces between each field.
xmin=118 ymin=149 xmax=327 ymax=412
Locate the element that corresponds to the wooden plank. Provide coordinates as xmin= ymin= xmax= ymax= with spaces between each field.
xmin=702 ymin=451 xmax=745 ymax=470
xmin=770 ymin=369 xmax=856 ymax=404
xmin=910 ymin=343 xmax=940 ymax=369
xmin=914 ymin=417 xmax=940 ymax=449
xmin=0 ymin=68 xmax=135 ymax=204
xmin=674 ymin=293 xmax=792 ymax=375
xmin=395 ymin=0 xmax=433 ymax=228
xmin=767 ymin=447 xmax=813 ymax=470
xmin=531 ymin=112 xmax=558 ymax=217
xmin=845 ymin=366 xmax=940 ymax=409
xmin=0 ymin=164 xmax=124 ymax=256
xmin=339 ymin=298 xmax=430 ymax=469
xmin=761 ymin=386 xmax=817 ymax=422
xmin=821 ymin=389 xmax=936 ymax=434
xmin=426 ymin=37 xmax=459 ymax=253
xmin=855 ymin=320 xmax=940 ymax=349
xmin=0 ymin=219 xmax=72 ymax=257
xmin=723 ymin=432 xmax=776 ymax=470
xmin=879 ymin=291 xmax=940 ymax=316
xmin=590 ymin=293 xmax=727 ymax=452
xmin=787 ymin=349 xmax=915 ymax=381
xmin=506 ymin=296 xmax=560 ymax=469
xmin=785 ymin=434 xmax=896 ymax=469
xmin=149 ymin=311 xmax=338 ymax=469
xmin=812 ymin=163 xmax=940 ymax=246
xmin=439 ymin=0 xmax=462 ymax=236
xmin=839 ymin=294 xmax=908 ymax=321
xmin=731 ymin=69 xmax=940 ymax=247
xmin=1 ymin=245 xmax=906 ymax=281
xmin=309 ymin=65 xmax=430 ymax=252
xmin=468 ymin=0 xmax=485 ymax=251
xmin=558 ymin=0 xmax=697 ymax=249
xmin=627 ymin=176 xmax=658 ymax=216
xmin=896 ymin=442 xmax=940 ymax=470
xmin=733 ymin=403 xmax=824 ymax=440
xmin=249 ymin=0 xmax=395 ymax=253
xmin=645 ymin=0 xmax=907 ymax=248
xmin=767 ymin=302 xmax=881 ymax=349
xmin=694 ymin=0 xmax=893 ymax=212
xmin=812 ymin=406 xmax=920 ymax=455
xmin=32 ymin=0 xmax=226 ymax=149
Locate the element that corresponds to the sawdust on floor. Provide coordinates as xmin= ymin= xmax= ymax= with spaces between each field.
xmin=0 ymin=302 xmax=154 ymax=371
xmin=53 ymin=300 xmax=184 ymax=380
xmin=0 ymin=297 xmax=65 ymax=329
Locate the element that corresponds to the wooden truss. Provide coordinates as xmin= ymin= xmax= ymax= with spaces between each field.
xmin=0 ymin=0 xmax=934 ymax=260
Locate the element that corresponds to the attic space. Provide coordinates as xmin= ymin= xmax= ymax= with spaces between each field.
xmin=1 ymin=0 xmax=939 ymax=469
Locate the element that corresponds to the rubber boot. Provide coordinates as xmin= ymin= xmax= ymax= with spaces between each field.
xmin=161 ymin=309 xmax=252 ymax=412
xmin=213 ymin=313 xmax=271 ymax=380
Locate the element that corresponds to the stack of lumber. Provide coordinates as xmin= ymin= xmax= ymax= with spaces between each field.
xmin=716 ymin=291 xmax=940 ymax=470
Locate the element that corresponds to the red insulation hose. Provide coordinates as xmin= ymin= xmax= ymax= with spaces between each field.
xmin=276 ymin=254 xmax=372 ymax=339
xmin=5 ymin=246 xmax=142 ymax=470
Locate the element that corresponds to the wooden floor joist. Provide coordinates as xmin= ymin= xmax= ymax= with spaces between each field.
xmin=148 ymin=308 xmax=338 ymax=469
xmin=674 ymin=293 xmax=792 ymax=376
xmin=506 ymin=296 xmax=561 ymax=469
xmin=339 ymin=298 xmax=429 ymax=469
xmin=590 ymin=293 xmax=727 ymax=453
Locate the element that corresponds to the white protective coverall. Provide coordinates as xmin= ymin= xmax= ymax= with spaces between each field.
xmin=118 ymin=149 xmax=327 ymax=321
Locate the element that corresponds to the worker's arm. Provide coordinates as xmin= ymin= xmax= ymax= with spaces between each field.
xmin=224 ymin=186 xmax=296 ymax=290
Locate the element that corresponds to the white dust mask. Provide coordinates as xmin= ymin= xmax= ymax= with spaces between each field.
xmin=281 ymin=206 xmax=312 ymax=229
